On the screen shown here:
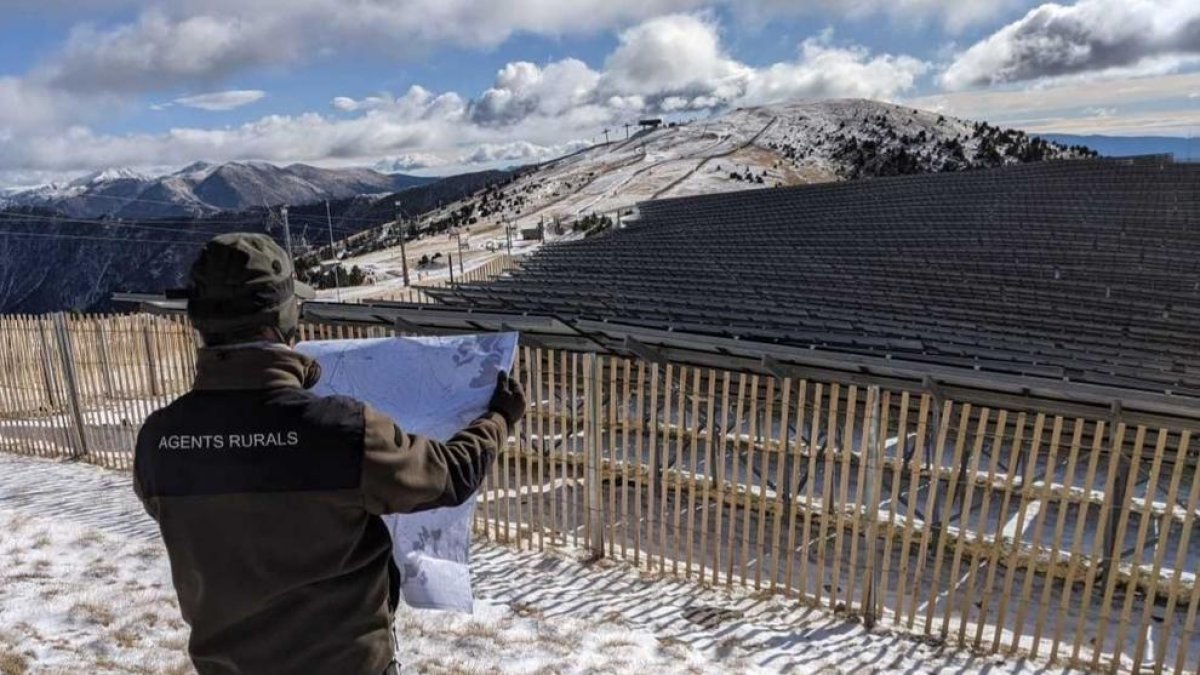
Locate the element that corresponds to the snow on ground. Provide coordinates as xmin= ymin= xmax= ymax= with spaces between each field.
xmin=0 ymin=453 xmax=1082 ymax=674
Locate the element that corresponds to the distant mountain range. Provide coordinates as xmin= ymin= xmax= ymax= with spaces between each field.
xmin=1037 ymin=135 xmax=1198 ymax=161
xmin=1 ymin=162 xmax=436 ymax=219
xmin=0 ymin=167 xmax=515 ymax=314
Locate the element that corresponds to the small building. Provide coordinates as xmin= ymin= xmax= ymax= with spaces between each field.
xmin=638 ymin=118 xmax=663 ymax=129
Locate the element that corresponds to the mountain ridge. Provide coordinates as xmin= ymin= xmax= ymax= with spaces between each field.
xmin=4 ymin=162 xmax=436 ymax=219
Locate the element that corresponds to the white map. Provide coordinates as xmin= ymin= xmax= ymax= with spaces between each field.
xmin=296 ymin=333 xmax=518 ymax=612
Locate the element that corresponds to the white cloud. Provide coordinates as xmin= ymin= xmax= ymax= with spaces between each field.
xmin=1014 ymin=108 xmax=1200 ymax=135
xmin=24 ymin=0 xmax=1020 ymax=98
xmin=472 ymin=16 xmax=928 ymax=124
xmin=941 ymin=0 xmax=1200 ymax=90
xmin=0 ymin=14 xmax=933 ymax=180
xmin=910 ymin=70 xmax=1200 ymax=135
xmin=472 ymin=59 xmax=601 ymax=125
xmin=601 ymin=14 xmax=748 ymax=99
xmin=741 ymin=35 xmax=929 ymax=105
xmin=743 ymin=0 xmax=1021 ymax=32
xmin=43 ymin=10 xmax=291 ymax=94
xmin=914 ymin=70 xmax=1200 ymax=118
xmin=0 ymin=78 xmax=74 ymax=135
xmin=174 ymin=89 xmax=266 ymax=111
xmin=375 ymin=153 xmax=453 ymax=172
xmin=461 ymin=140 xmax=592 ymax=165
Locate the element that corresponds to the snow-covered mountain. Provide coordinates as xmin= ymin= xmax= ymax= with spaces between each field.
xmin=322 ymin=99 xmax=1097 ymax=301
xmin=5 ymin=162 xmax=435 ymax=219
xmin=349 ymin=99 xmax=1094 ymax=245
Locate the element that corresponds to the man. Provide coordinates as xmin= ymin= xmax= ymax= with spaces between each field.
xmin=133 ymin=233 xmax=525 ymax=674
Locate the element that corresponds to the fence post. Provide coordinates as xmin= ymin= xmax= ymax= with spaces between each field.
xmin=142 ymin=320 xmax=162 ymax=397
xmin=863 ymin=385 xmax=882 ymax=629
xmin=1100 ymin=402 xmax=1126 ymax=584
xmin=95 ymin=320 xmax=116 ymax=397
xmin=51 ymin=313 xmax=89 ymax=459
xmin=584 ymin=352 xmax=606 ymax=559
xmin=36 ymin=318 xmax=60 ymax=409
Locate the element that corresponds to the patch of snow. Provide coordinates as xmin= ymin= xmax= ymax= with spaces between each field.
xmin=0 ymin=453 xmax=1093 ymax=674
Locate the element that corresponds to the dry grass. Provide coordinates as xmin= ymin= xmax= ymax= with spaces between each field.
xmin=0 ymin=650 xmax=29 ymax=675
xmin=67 ymin=602 xmax=116 ymax=627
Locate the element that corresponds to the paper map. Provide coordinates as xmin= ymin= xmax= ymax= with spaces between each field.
xmin=297 ymin=333 xmax=518 ymax=612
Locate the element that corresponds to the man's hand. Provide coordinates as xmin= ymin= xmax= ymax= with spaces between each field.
xmin=488 ymin=371 xmax=527 ymax=427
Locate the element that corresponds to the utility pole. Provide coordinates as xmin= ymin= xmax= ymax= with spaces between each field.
xmin=325 ymin=200 xmax=341 ymax=302
xmin=395 ymin=200 xmax=410 ymax=287
xmin=603 ymin=128 xmax=610 ymax=144
xmin=280 ymin=206 xmax=295 ymax=268
xmin=624 ymin=122 xmax=631 ymax=139
xmin=448 ymin=254 xmax=455 ymax=285
xmin=452 ymin=232 xmax=466 ymax=274
xmin=503 ymin=216 xmax=514 ymax=255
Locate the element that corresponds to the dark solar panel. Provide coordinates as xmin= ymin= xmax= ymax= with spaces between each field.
xmin=433 ymin=158 xmax=1200 ymax=395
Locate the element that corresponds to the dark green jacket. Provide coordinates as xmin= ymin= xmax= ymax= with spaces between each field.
xmin=134 ymin=345 xmax=505 ymax=674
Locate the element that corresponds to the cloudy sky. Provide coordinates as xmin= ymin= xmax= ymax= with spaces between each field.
xmin=1 ymin=0 xmax=1197 ymax=186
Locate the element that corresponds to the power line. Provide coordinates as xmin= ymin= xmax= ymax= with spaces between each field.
xmin=0 ymin=229 xmax=209 ymax=246
xmin=0 ymin=212 xmax=265 ymax=237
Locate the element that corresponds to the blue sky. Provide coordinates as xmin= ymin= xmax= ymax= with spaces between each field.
xmin=0 ymin=0 xmax=1197 ymax=186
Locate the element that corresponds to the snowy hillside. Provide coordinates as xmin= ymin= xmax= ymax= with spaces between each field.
xmin=480 ymin=99 xmax=1090 ymax=224
xmin=324 ymin=99 xmax=1095 ymax=301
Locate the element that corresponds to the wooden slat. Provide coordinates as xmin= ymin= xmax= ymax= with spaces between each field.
xmin=942 ymin=407 xmax=990 ymax=639
xmin=831 ymin=384 xmax=857 ymax=609
xmin=1131 ymin=430 xmax=1187 ymax=673
xmin=1110 ymin=428 xmax=1168 ymax=673
xmin=846 ymin=386 xmax=870 ymax=611
xmin=1156 ymin=432 xmax=1200 ymax=667
xmin=1044 ymin=418 xmax=1087 ymax=662
xmin=897 ymin=395 xmax=931 ymax=629
xmin=685 ymin=367 xmax=702 ymax=579
xmin=529 ymin=345 xmax=543 ymax=550
xmin=713 ymin=371 xmax=732 ymax=587
xmin=959 ymin=408 xmax=1010 ymax=645
xmin=671 ymin=365 xmax=687 ymax=576
xmin=1070 ymin=422 xmax=1126 ymax=665
xmin=796 ymin=382 xmax=824 ymax=599
xmin=619 ymin=359 xmax=633 ymax=560
xmin=571 ymin=352 xmax=580 ymax=549
xmin=727 ymin=372 xmax=747 ymax=589
xmin=545 ymin=351 xmax=558 ymax=544
xmin=1093 ymin=425 xmax=1148 ymax=671
xmin=771 ymin=378 xmax=797 ymax=593
xmin=698 ymin=368 xmax=718 ymax=583
xmin=738 ymin=373 xmax=760 ymax=587
xmin=815 ymin=382 xmax=840 ymax=608
xmin=862 ymin=386 xmax=885 ymax=626
xmin=658 ymin=364 xmax=674 ymax=573
xmin=608 ymin=355 xmax=619 ymax=558
xmin=753 ymin=377 xmax=777 ymax=589
xmin=632 ymin=361 xmax=647 ymax=565
xmin=994 ymin=413 xmax=1047 ymax=652
xmin=926 ymin=402 xmax=971 ymax=636
xmin=646 ymin=363 xmax=661 ymax=571
xmin=1025 ymin=416 xmax=1068 ymax=658
xmin=909 ymin=398 xmax=952 ymax=630
xmin=877 ymin=391 xmax=906 ymax=623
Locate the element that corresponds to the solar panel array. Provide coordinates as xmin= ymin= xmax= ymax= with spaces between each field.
xmin=429 ymin=159 xmax=1200 ymax=397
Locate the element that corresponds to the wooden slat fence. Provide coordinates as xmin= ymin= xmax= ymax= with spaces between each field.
xmin=1 ymin=315 xmax=1197 ymax=675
